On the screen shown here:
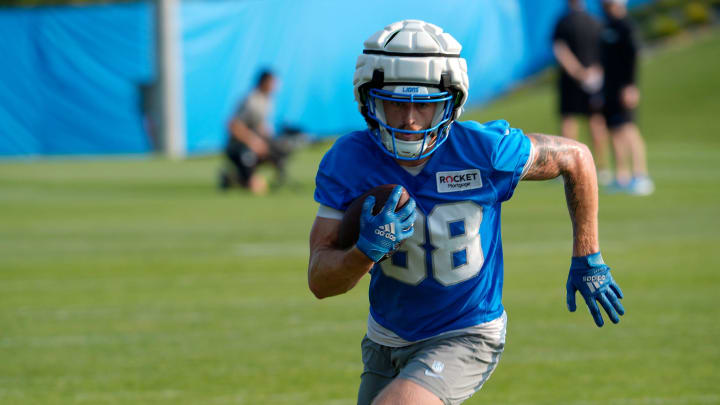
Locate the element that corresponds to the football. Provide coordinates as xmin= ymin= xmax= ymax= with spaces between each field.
xmin=335 ymin=184 xmax=411 ymax=255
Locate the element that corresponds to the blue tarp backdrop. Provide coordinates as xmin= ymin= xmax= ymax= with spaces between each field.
xmin=0 ymin=0 xmax=650 ymax=157
xmin=0 ymin=2 xmax=154 ymax=156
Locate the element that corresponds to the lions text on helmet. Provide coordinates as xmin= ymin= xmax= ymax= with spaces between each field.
xmin=353 ymin=20 xmax=469 ymax=161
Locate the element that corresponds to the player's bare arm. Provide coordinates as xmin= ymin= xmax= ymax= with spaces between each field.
xmin=228 ymin=118 xmax=269 ymax=157
xmin=553 ymin=40 xmax=586 ymax=81
xmin=307 ymin=217 xmax=375 ymax=299
xmin=523 ymin=133 xmax=599 ymax=257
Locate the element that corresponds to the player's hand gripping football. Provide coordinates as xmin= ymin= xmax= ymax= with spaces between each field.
xmin=566 ymin=252 xmax=625 ymax=327
xmin=356 ymin=186 xmax=416 ymax=263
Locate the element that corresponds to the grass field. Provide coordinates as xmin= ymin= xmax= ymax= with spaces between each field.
xmin=2 ymin=31 xmax=719 ymax=405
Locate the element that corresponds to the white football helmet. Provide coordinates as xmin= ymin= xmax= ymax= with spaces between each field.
xmin=353 ymin=20 xmax=469 ymax=160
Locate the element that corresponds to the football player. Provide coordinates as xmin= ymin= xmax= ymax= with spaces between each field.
xmin=308 ymin=20 xmax=625 ymax=405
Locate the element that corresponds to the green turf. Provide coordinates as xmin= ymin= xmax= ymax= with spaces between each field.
xmin=1 ymin=30 xmax=719 ymax=405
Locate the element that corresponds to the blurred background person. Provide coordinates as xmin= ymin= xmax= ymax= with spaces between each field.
xmin=552 ymin=0 xmax=612 ymax=185
xmin=601 ymin=0 xmax=654 ymax=196
xmin=220 ymin=69 xmax=299 ymax=194
xmin=220 ymin=69 xmax=276 ymax=194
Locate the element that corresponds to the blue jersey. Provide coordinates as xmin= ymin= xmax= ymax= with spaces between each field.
xmin=314 ymin=120 xmax=532 ymax=341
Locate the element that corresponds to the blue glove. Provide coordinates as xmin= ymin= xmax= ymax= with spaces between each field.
xmin=356 ymin=186 xmax=417 ymax=262
xmin=566 ymin=252 xmax=625 ymax=327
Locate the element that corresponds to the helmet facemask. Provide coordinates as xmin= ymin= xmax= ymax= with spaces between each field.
xmin=365 ymin=85 xmax=454 ymax=160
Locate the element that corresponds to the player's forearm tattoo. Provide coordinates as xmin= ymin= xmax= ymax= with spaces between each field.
xmin=563 ymin=174 xmax=581 ymax=236
xmin=524 ymin=133 xmax=599 ymax=256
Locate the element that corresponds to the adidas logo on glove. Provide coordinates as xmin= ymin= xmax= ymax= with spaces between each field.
xmin=374 ymin=223 xmax=396 ymax=241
